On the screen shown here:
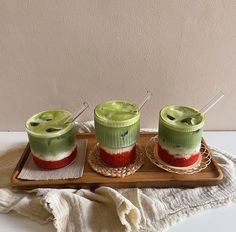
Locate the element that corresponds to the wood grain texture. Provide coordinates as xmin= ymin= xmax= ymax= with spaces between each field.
xmin=11 ymin=132 xmax=223 ymax=190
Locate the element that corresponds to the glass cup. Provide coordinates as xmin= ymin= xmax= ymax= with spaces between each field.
xmin=25 ymin=110 xmax=77 ymax=169
xmin=158 ymin=105 xmax=204 ymax=167
xmin=94 ymin=100 xmax=140 ymax=167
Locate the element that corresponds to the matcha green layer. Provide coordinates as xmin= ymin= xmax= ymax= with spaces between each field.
xmin=26 ymin=110 xmax=76 ymax=158
xmin=159 ymin=106 xmax=204 ymax=156
xmin=95 ymin=101 xmax=140 ymax=148
xmin=95 ymin=101 xmax=140 ymax=127
xmin=26 ymin=110 xmax=73 ymax=138
xmin=160 ymin=105 xmax=204 ymax=132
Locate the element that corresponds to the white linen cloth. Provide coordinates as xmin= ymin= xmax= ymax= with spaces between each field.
xmin=0 ymin=122 xmax=236 ymax=232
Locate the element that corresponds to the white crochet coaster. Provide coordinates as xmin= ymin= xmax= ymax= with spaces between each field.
xmin=88 ymin=144 xmax=145 ymax=178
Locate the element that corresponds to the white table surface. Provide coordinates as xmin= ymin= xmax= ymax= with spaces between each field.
xmin=0 ymin=131 xmax=235 ymax=232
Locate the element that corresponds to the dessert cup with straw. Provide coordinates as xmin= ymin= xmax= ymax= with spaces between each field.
xmin=157 ymin=91 xmax=224 ymax=168
xmin=95 ymin=92 xmax=152 ymax=167
xmin=26 ymin=102 xmax=89 ymax=169
xmin=95 ymin=101 xmax=141 ymax=167
xmin=158 ymin=105 xmax=204 ymax=167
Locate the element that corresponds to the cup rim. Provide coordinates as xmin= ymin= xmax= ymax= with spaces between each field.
xmin=25 ymin=109 xmax=74 ymax=138
xmin=159 ymin=105 xmax=205 ymax=132
xmin=94 ymin=100 xmax=140 ymax=128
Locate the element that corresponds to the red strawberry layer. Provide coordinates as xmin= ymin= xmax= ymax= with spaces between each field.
xmin=32 ymin=148 xmax=77 ymax=169
xmin=158 ymin=144 xmax=200 ymax=167
xmin=100 ymin=146 xmax=136 ymax=167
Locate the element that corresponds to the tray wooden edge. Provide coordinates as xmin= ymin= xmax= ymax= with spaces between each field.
xmin=10 ymin=132 xmax=224 ymax=189
xmin=10 ymin=143 xmax=31 ymax=188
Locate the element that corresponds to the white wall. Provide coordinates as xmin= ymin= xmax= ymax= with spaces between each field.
xmin=0 ymin=0 xmax=236 ymax=131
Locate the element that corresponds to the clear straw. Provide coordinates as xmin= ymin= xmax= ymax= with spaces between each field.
xmin=64 ymin=102 xmax=89 ymax=124
xmin=181 ymin=91 xmax=225 ymax=124
xmin=72 ymin=102 xmax=89 ymax=122
xmin=199 ymin=91 xmax=225 ymax=114
xmin=138 ymin=91 xmax=153 ymax=111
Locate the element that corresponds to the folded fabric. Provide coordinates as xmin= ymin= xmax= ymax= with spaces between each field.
xmin=0 ymin=122 xmax=236 ymax=232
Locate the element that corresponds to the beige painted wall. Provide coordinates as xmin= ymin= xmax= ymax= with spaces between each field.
xmin=0 ymin=0 xmax=236 ymax=131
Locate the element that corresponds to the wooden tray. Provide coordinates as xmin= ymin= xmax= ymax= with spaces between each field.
xmin=11 ymin=132 xmax=223 ymax=189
